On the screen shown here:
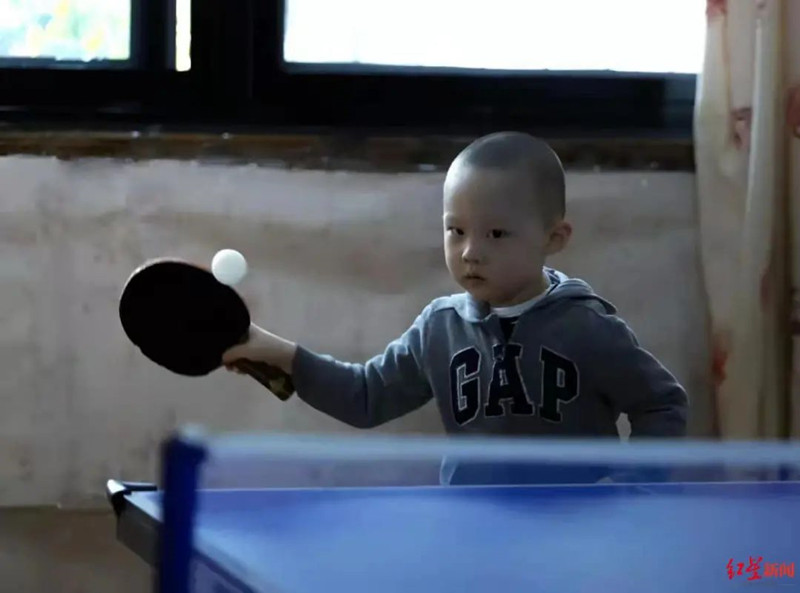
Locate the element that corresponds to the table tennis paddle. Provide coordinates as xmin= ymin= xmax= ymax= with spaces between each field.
xmin=119 ymin=258 xmax=294 ymax=400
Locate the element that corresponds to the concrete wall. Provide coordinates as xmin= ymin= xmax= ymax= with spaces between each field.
xmin=0 ymin=156 xmax=710 ymax=590
xmin=0 ymin=508 xmax=151 ymax=592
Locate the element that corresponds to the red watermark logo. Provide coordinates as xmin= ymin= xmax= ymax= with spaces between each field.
xmin=727 ymin=557 xmax=795 ymax=581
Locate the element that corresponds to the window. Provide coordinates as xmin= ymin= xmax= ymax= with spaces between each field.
xmin=283 ymin=0 xmax=704 ymax=74
xmin=175 ymin=0 xmax=190 ymax=71
xmin=0 ymin=0 xmax=702 ymax=135
xmin=0 ymin=0 xmax=191 ymax=70
xmin=0 ymin=0 xmax=195 ymax=124
xmin=0 ymin=0 xmax=131 ymax=65
xmin=246 ymin=0 xmax=700 ymax=136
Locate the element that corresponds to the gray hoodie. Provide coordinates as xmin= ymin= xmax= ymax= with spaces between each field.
xmin=292 ymin=268 xmax=688 ymax=483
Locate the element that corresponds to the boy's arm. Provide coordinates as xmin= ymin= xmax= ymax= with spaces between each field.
xmin=589 ymin=313 xmax=689 ymax=438
xmin=226 ymin=307 xmax=434 ymax=429
xmin=585 ymin=312 xmax=688 ymax=484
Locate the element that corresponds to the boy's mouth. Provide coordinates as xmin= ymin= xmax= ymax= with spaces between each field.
xmin=463 ymin=273 xmax=486 ymax=282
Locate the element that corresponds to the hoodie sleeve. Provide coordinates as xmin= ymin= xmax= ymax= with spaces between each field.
xmin=290 ymin=305 xmax=434 ymax=429
xmin=588 ymin=311 xmax=689 ymax=438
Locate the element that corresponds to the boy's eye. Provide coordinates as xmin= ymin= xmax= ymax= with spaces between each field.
xmin=446 ymin=226 xmax=464 ymax=236
xmin=489 ymin=229 xmax=508 ymax=239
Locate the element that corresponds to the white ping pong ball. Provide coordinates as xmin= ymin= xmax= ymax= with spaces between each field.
xmin=211 ymin=249 xmax=248 ymax=286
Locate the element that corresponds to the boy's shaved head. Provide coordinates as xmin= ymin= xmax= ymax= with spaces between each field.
xmin=449 ymin=131 xmax=566 ymax=225
xmin=442 ymin=131 xmax=572 ymax=306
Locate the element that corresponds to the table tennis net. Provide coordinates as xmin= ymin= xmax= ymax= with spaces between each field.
xmin=180 ymin=431 xmax=800 ymax=490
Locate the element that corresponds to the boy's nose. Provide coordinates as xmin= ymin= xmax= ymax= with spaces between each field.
xmin=462 ymin=241 xmax=484 ymax=263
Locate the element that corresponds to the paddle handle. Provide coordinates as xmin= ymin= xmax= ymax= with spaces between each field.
xmin=235 ymin=360 xmax=295 ymax=401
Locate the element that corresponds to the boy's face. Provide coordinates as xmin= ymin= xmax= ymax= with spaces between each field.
xmin=442 ymin=164 xmax=570 ymax=307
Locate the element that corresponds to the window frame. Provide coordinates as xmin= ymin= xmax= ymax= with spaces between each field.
xmin=247 ymin=0 xmax=697 ymax=138
xmin=0 ymin=0 xmax=192 ymax=124
xmin=0 ymin=0 xmax=698 ymax=137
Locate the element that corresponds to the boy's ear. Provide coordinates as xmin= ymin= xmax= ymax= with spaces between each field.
xmin=545 ymin=220 xmax=572 ymax=255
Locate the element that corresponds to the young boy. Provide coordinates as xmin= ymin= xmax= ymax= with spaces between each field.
xmin=223 ymin=131 xmax=689 ymax=485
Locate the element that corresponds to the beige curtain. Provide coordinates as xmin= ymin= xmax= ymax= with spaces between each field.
xmin=694 ymin=0 xmax=800 ymax=440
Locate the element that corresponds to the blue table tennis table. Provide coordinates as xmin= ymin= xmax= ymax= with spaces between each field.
xmin=107 ymin=432 xmax=800 ymax=593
